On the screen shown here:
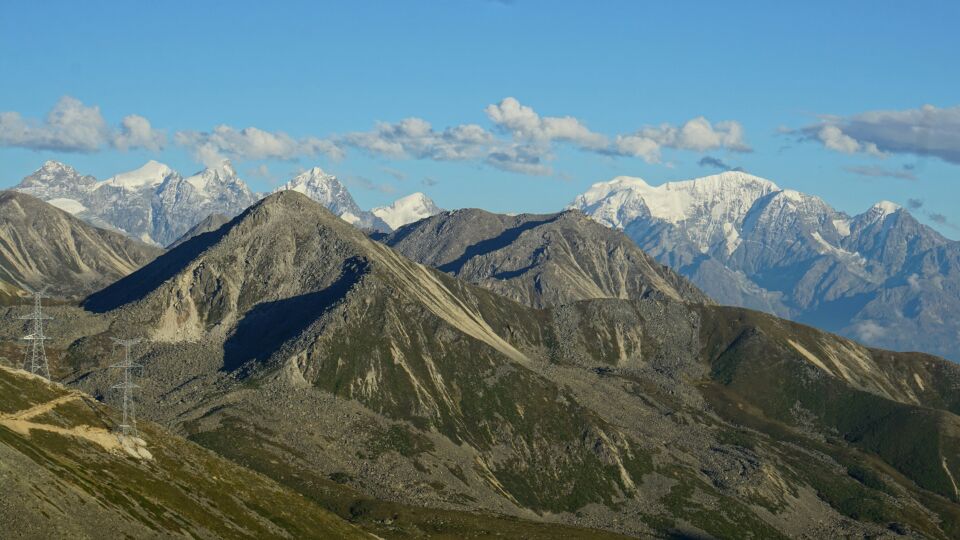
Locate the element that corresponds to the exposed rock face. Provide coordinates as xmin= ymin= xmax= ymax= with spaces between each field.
xmin=0 ymin=191 xmax=163 ymax=301
xmin=43 ymin=191 xmax=958 ymax=538
xmin=571 ymin=172 xmax=960 ymax=360
xmin=149 ymin=163 xmax=260 ymax=246
xmin=381 ymin=208 xmax=710 ymax=308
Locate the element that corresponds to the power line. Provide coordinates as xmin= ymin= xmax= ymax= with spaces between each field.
xmin=110 ymin=337 xmax=144 ymax=441
xmin=18 ymin=285 xmax=52 ymax=379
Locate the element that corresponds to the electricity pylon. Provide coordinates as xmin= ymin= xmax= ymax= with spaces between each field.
xmin=110 ymin=338 xmax=144 ymax=440
xmin=19 ymin=286 xmax=52 ymax=379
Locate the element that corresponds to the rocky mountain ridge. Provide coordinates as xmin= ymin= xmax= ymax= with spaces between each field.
xmin=381 ymin=207 xmax=710 ymax=308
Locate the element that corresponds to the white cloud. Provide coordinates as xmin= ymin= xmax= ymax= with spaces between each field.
xmin=113 ymin=114 xmax=165 ymax=151
xmin=0 ymin=96 xmax=108 ymax=152
xmin=795 ymin=105 xmax=960 ymax=163
xmin=817 ymin=125 xmax=883 ymax=156
xmin=612 ymin=134 xmax=662 ymax=163
xmin=485 ymin=144 xmax=553 ymax=175
xmin=640 ymin=117 xmax=750 ymax=152
xmin=4 ymin=96 xmax=753 ymax=179
xmin=380 ymin=167 xmax=407 ymax=181
xmin=843 ymin=164 xmax=915 ymax=180
xmin=248 ymin=164 xmax=272 ymax=179
xmin=345 ymin=98 xmax=746 ymax=175
xmin=606 ymin=117 xmax=750 ymax=162
xmin=344 ymin=118 xmax=493 ymax=161
xmin=344 ymin=114 xmax=556 ymax=175
xmin=485 ymin=97 xmax=608 ymax=149
xmin=0 ymin=96 xmax=166 ymax=153
xmin=174 ymin=125 xmax=344 ymax=167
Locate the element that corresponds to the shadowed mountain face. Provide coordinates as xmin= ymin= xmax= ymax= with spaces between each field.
xmin=44 ymin=191 xmax=960 ymax=538
xmin=167 ymin=212 xmax=231 ymax=249
xmin=571 ymin=173 xmax=960 ymax=361
xmin=381 ymin=208 xmax=711 ymax=308
xmin=0 ymin=191 xmax=163 ymax=302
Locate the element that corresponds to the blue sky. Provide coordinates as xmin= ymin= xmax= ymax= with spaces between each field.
xmin=2 ymin=0 xmax=958 ymax=236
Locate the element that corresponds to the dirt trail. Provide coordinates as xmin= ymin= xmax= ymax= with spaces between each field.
xmin=1 ymin=392 xmax=82 ymax=421
xmin=0 ymin=368 xmax=151 ymax=459
xmin=0 ymin=390 xmax=125 ymax=453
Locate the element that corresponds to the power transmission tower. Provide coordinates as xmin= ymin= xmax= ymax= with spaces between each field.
xmin=19 ymin=286 xmax=52 ymax=379
xmin=110 ymin=338 xmax=144 ymax=440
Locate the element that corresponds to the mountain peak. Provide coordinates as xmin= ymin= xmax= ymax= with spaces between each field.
xmin=372 ymin=192 xmax=442 ymax=229
xmin=668 ymin=170 xmax=779 ymax=192
xmin=0 ymin=191 xmax=163 ymax=298
xmin=210 ymin=159 xmax=237 ymax=175
xmin=269 ymin=167 xmax=392 ymax=230
xmin=102 ymin=160 xmax=175 ymax=190
xmin=305 ymin=165 xmax=330 ymax=176
xmin=38 ymin=160 xmax=76 ymax=173
xmin=286 ymin=166 xmax=337 ymax=186
xmin=277 ymin=168 xmax=344 ymax=194
xmin=17 ymin=160 xmax=96 ymax=192
xmin=870 ymin=200 xmax=902 ymax=217
xmin=573 ymin=171 xmax=779 ymax=227
xmin=183 ymin=160 xmax=243 ymax=190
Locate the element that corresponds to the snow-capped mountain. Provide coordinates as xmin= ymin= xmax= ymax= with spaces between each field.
xmin=17 ymin=160 xmax=98 ymax=197
xmin=100 ymin=160 xmax=174 ymax=190
xmin=13 ymin=161 xmax=434 ymax=244
xmin=150 ymin=162 xmax=260 ymax=245
xmin=571 ymin=171 xmax=960 ymax=361
xmin=13 ymin=160 xmax=259 ymax=246
xmin=372 ymin=192 xmax=442 ymax=230
xmin=272 ymin=167 xmax=389 ymax=232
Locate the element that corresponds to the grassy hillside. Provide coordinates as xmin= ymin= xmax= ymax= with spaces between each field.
xmin=0 ymin=364 xmax=367 ymax=539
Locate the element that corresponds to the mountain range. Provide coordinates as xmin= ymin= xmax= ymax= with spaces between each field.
xmin=571 ymin=171 xmax=960 ymax=361
xmin=15 ymin=160 xmax=259 ymax=246
xmin=0 ymin=191 xmax=956 ymax=537
xmin=4 ymin=161 xmax=960 ymax=360
xmin=3 ymin=162 xmax=960 ymax=537
xmin=15 ymin=160 xmax=957 ymax=363
xmin=13 ymin=161 xmax=442 ymax=246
